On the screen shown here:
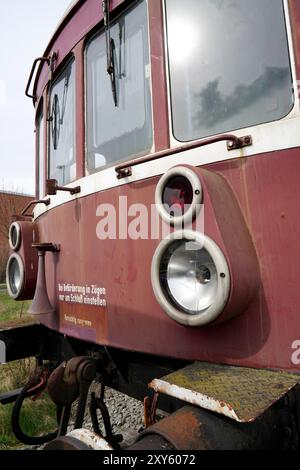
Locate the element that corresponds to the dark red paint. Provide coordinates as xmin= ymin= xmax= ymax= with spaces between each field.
xmin=27 ymin=1 xmax=300 ymax=374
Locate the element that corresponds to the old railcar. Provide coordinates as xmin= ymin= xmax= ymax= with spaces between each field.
xmin=2 ymin=0 xmax=300 ymax=450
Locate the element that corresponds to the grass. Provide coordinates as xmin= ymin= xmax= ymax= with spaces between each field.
xmin=0 ymin=399 xmax=57 ymax=449
xmin=0 ymin=360 xmax=57 ymax=449
xmin=0 ymin=291 xmax=57 ymax=449
xmin=0 ymin=289 xmax=34 ymax=327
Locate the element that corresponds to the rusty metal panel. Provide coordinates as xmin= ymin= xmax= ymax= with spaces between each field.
xmin=149 ymin=362 xmax=300 ymax=423
xmin=35 ymin=148 xmax=300 ymax=372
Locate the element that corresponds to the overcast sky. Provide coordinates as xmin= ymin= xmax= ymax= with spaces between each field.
xmin=0 ymin=0 xmax=71 ymax=195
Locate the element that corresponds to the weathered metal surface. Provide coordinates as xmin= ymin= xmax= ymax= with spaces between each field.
xmin=32 ymin=242 xmax=60 ymax=252
xmin=32 ymin=148 xmax=300 ymax=372
xmin=148 ymin=0 xmax=169 ymax=153
xmin=89 ymin=389 xmax=123 ymax=449
xmin=135 ymin=404 xmax=296 ymax=450
xmin=45 ymin=357 xmax=97 ymax=438
xmin=46 ymin=179 xmax=81 ymax=196
xmin=129 ymin=434 xmax=174 ymax=450
xmin=28 ymin=248 xmax=55 ymax=315
xmin=140 ymin=406 xmax=210 ymax=450
xmin=48 ymin=357 xmax=96 ymax=421
xmin=149 ymin=362 xmax=300 ymax=423
xmin=27 ymin=0 xmax=300 ymax=374
xmin=144 ymin=392 xmax=159 ymax=428
xmin=44 ymin=403 xmax=298 ymax=450
xmin=289 ymin=0 xmax=300 ymax=78
xmin=115 ymin=134 xmax=252 ymax=178
xmin=44 ymin=429 xmax=113 ymax=450
xmin=21 ymin=198 xmax=50 ymax=217
xmin=67 ymin=429 xmax=113 ymax=450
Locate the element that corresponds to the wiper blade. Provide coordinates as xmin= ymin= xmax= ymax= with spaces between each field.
xmin=102 ymin=0 xmax=118 ymax=107
xmin=60 ymin=75 xmax=69 ymax=125
xmin=108 ymin=37 xmax=117 ymax=107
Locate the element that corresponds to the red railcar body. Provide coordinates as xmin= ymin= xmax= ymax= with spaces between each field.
xmin=26 ymin=0 xmax=300 ymax=372
xmin=33 ymin=148 xmax=300 ymax=371
xmin=3 ymin=0 xmax=300 ymax=450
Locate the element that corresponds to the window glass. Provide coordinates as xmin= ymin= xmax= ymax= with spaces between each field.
xmin=49 ymin=59 xmax=76 ymax=185
xmin=86 ymin=0 xmax=152 ymax=172
xmin=165 ymin=0 xmax=294 ymax=142
xmin=37 ymin=106 xmax=44 ymax=198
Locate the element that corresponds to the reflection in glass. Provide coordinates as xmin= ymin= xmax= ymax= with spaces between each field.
xmin=86 ymin=0 xmax=152 ymax=172
xmin=49 ymin=59 xmax=75 ymax=186
xmin=166 ymin=0 xmax=294 ymax=142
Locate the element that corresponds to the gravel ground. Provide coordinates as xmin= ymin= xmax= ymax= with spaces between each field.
xmin=71 ymin=385 xmax=145 ymax=447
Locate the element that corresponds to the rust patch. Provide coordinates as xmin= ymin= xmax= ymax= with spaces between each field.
xmin=149 ymin=362 xmax=300 ymax=422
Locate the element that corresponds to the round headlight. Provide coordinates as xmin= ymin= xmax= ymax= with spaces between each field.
xmin=151 ymin=231 xmax=230 ymax=326
xmin=9 ymin=222 xmax=21 ymax=251
xmin=6 ymin=253 xmax=25 ymax=299
xmin=161 ymin=175 xmax=194 ymax=217
xmin=155 ymin=166 xmax=202 ymax=226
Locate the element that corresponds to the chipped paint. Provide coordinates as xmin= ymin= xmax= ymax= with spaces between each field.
xmin=149 ymin=362 xmax=300 ymax=422
xmin=67 ymin=429 xmax=113 ymax=450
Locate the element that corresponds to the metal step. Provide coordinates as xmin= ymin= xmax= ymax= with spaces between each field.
xmin=149 ymin=361 xmax=300 ymax=423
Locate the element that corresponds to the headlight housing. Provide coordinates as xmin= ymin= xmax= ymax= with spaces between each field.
xmin=155 ymin=166 xmax=202 ymax=226
xmin=9 ymin=222 xmax=22 ymax=251
xmin=151 ymin=231 xmax=230 ymax=326
xmin=6 ymin=253 xmax=25 ymax=299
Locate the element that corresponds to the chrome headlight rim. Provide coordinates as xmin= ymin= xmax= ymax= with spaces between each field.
xmin=155 ymin=166 xmax=202 ymax=226
xmin=6 ymin=253 xmax=25 ymax=300
xmin=8 ymin=222 xmax=22 ymax=251
xmin=151 ymin=230 xmax=230 ymax=326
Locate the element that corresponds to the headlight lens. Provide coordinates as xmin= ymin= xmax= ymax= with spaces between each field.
xmin=9 ymin=222 xmax=21 ymax=251
xmin=9 ymin=258 xmax=21 ymax=294
xmin=162 ymin=176 xmax=194 ymax=217
xmin=6 ymin=254 xmax=24 ymax=299
xmin=151 ymin=231 xmax=230 ymax=326
xmin=160 ymin=240 xmax=218 ymax=314
xmin=155 ymin=166 xmax=202 ymax=225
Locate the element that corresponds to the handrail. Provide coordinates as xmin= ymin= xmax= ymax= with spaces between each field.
xmin=25 ymin=57 xmax=50 ymax=100
xmin=25 ymin=52 xmax=57 ymax=101
xmin=21 ymin=199 xmax=51 ymax=218
xmin=115 ymin=134 xmax=252 ymax=179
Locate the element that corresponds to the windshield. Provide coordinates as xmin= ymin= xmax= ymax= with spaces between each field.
xmin=49 ymin=58 xmax=75 ymax=185
xmin=85 ymin=0 xmax=152 ymax=172
xmin=165 ymin=0 xmax=294 ymax=142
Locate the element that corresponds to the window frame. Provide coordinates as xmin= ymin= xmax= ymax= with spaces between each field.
xmin=35 ymin=99 xmax=45 ymax=199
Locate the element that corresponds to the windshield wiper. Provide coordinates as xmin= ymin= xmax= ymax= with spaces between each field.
xmin=60 ymin=75 xmax=69 ymax=125
xmin=102 ymin=0 xmax=118 ymax=107
xmin=108 ymin=37 xmax=117 ymax=107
